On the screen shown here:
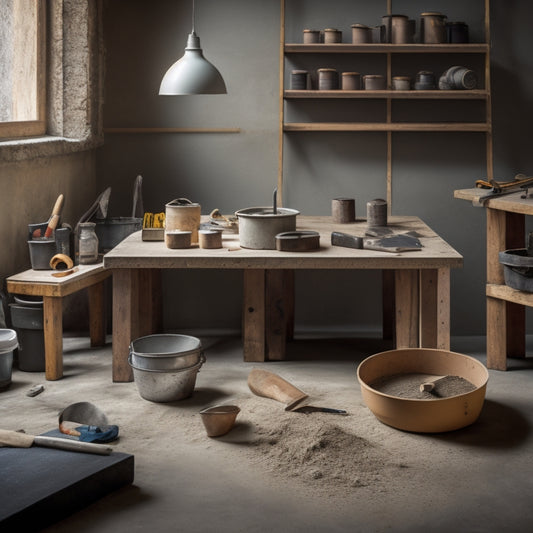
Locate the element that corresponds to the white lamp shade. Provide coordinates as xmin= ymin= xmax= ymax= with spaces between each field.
xmin=159 ymin=33 xmax=227 ymax=95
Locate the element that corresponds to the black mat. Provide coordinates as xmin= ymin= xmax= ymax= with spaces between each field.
xmin=0 ymin=430 xmax=134 ymax=531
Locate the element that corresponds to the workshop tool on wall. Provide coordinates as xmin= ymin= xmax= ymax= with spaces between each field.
xmin=473 ymin=174 xmax=533 ymax=206
xmin=59 ymin=402 xmax=119 ymax=443
xmin=248 ymin=368 xmax=347 ymax=414
xmin=331 ymin=231 xmax=422 ymax=252
xmin=0 ymin=429 xmax=113 ymax=455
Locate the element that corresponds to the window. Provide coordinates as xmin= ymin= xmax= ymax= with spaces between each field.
xmin=0 ymin=0 xmax=46 ymax=140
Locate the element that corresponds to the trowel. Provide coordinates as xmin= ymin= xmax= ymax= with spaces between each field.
xmin=331 ymin=230 xmax=422 ymax=253
xmin=248 ymin=369 xmax=347 ymax=414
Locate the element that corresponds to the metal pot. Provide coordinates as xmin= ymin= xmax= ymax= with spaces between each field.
xmin=129 ymin=354 xmax=205 ymax=403
xmin=130 ymin=334 xmax=203 ymax=371
xmin=235 ymin=207 xmax=299 ymax=249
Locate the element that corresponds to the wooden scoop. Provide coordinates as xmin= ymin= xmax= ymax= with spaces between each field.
xmin=248 ymin=368 xmax=309 ymax=411
xmin=419 ymin=375 xmax=450 ymax=393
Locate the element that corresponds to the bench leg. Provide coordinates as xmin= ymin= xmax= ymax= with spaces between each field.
xmin=266 ymin=269 xmax=293 ymax=361
xmin=88 ymin=281 xmax=106 ymax=347
xmin=420 ymin=268 xmax=450 ymax=350
xmin=394 ymin=269 xmax=419 ymax=349
xmin=112 ymin=269 xmax=139 ymax=382
xmin=43 ymin=296 xmax=63 ymax=381
xmin=243 ymin=270 xmax=266 ymax=362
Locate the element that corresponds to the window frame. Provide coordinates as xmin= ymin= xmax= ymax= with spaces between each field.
xmin=0 ymin=0 xmax=46 ymax=140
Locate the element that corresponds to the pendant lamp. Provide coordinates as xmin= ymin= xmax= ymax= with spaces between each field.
xmin=159 ymin=0 xmax=227 ymax=95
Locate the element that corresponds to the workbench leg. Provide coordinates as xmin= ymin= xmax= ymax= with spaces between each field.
xmin=265 ymin=269 xmax=293 ymax=361
xmin=486 ymin=209 xmax=525 ymax=369
xmin=112 ymin=269 xmax=139 ymax=382
xmin=420 ymin=268 xmax=450 ymax=350
xmin=394 ymin=269 xmax=419 ymax=348
xmin=382 ymin=271 xmax=395 ymax=340
xmin=138 ymin=269 xmax=162 ymax=337
xmin=43 ymin=296 xmax=63 ymax=380
xmin=243 ymin=270 xmax=266 ymax=362
xmin=88 ymin=280 xmax=106 ymax=347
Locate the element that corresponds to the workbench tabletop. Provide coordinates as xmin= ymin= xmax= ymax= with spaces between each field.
xmin=455 ymin=187 xmax=533 ymax=215
xmin=104 ymin=216 xmax=463 ymax=270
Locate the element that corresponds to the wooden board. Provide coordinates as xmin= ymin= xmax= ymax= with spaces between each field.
xmin=0 ymin=431 xmax=134 ymax=531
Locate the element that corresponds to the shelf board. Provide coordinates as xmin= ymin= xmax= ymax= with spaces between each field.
xmin=285 ymin=43 xmax=489 ymax=54
xmin=284 ymin=90 xmax=489 ymax=100
xmin=284 ymin=122 xmax=490 ymax=132
xmin=487 ymin=284 xmax=533 ymax=307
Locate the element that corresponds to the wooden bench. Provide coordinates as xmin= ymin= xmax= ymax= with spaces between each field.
xmin=6 ymin=263 xmax=111 ymax=380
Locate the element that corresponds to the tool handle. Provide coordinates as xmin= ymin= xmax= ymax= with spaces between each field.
xmin=51 ymin=194 xmax=64 ymax=218
xmin=44 ymin=214 xmax=60 ymax=238
xmin=33 ymin=436 xmax=113 ymax=455
xmin=331 ymin=232 xmax=364 ymax=249
xmin=317 ymin=407 xmax=347 ymax=414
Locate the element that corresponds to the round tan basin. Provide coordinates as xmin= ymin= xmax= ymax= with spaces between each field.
xmin=357 ymin=348 xmax=489 ymax=433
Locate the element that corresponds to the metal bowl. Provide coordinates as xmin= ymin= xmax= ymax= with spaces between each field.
xmin=129 ymin=354 xmax=205 ymax=403
xmin=357 ymin=348 xmax=488 ymax=433
xmin=130 ymin=334 xmax=202 ymax=371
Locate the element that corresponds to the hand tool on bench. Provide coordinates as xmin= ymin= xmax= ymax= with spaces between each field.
xmin=248 ymin=369 xmax=347 ymax=414
xmin=0 ymin=429 xmax=113 ymax=455
xmin=331 ymin=231 xmax=422 ymax=252
xmin=473 ymin=174 xmax=533 ymax=206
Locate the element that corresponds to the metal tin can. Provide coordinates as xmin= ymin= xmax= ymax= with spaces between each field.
xmin=447 ymin=21 xmax=469 ymax=43
xmin=318 ymin=68 xmax=338 ymax=90
xmin=420 ymin=12 xmax=447 ymax=44
xmin=363 ymin=74 xmax=386 ymax=90
xmin=324 ymin=28 xmax=342 ymax=43
xmin=303 ymin=29 xmax=321 ymax=44
xmin=351 ymin=23 xmax=371 ymax=44
xmin=342 ymin=72 xmax=361 ymax=90
xmin=382 ymin=14 xmax=412 ymax=44
xmin=291 ymin=70 xmax=308 ymax=90
xmin=367 ymin=199 xmax=388 ymax=227
xmin=392 ymin=76 xmax=411 ymax=90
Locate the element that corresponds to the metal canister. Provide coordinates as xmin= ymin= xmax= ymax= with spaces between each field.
xmin=420 ymin=12 xmax=447 ymax=44
xmin=291 ymin=70 xmax=308 ymax=90
xmin=351 ymin=23 xmax=371 ymax=44
xmin=447 ymin=21 xmax=469 ymax=43
xmin=324 ymin=28 xmax=342 ymax=43
xmin=382 ymin=14 xmax=412 ymax=44
xmin=318 ymin=68 xmax=338 ymax=90
xmin=303 ymin=29 xmax=321 ymax=44
xmin=342 ymin=72 xmax=361 ymax=90
xmin=392 ymin=76 xmax=411 ymax=90
xmin=366 ymin=199 xmax=388 ymax=227
xmin=332 ymin=198 xmax=356 ymax=223
xmin=363 ymin=74 xmax=386 ymax=90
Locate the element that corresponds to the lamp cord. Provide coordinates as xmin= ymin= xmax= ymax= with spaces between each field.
xmin=191 ymin=0 xmax=196 ymax=33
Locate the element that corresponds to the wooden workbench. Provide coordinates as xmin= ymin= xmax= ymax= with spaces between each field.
xmin=6 ymin=263 xmax=111 ymax=380
xmin=104 ymin=215 xmax=462 ymax=382
xmin=455 ymin=188 xmax=533 ymax=369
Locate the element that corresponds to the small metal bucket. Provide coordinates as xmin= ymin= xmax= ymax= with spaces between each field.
xmin=129 ymin=354 xmax=205 ymax=403
xmin=130 ymin=334 xmax=203 ymax=371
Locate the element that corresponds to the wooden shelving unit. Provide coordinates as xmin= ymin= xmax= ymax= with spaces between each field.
xmin=278 ymin=0 xmax=492 ymax=208
xmin=454 ymin=188 xmax=533 ymax=370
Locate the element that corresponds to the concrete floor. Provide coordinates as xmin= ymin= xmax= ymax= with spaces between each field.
xmin=2 ymin=334 xmax=533 ymax=533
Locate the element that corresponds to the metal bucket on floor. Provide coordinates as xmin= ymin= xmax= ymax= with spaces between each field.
xmin=0 ymin=329 xmax=18 ymax=390
xmin=129 ymin=354 xmax=205 ymax=403
xmin=130 ymin=334 xmax=203 ymax=370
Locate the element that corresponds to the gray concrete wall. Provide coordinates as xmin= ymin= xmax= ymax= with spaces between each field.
xmin=98 ymin=0 xmax=533 ymax=337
